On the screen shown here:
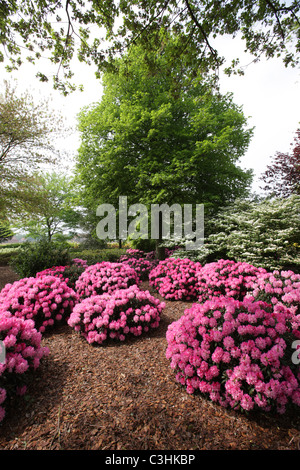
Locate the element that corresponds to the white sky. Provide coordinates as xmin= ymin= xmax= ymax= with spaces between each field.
xmin=216 ymin=35 xmax=300 ymax=194
xmin=1 ymin=33 xmax=299 ymax=196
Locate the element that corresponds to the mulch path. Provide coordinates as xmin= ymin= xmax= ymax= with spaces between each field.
xmin=0 ymin=266 xmax=299 ymax=451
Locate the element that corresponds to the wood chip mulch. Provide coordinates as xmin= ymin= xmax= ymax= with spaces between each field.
xmin=0 ymin=266 xmax=299 ymax=451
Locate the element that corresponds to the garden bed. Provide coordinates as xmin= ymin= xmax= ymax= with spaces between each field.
xmin=0 ymin=267 xmax=299 ymax=450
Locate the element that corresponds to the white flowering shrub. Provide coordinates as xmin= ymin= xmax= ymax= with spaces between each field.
xmin=172 ymin=195 xmax=300 ymax=273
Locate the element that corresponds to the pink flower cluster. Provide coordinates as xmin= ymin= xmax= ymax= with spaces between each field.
xmin=0 ymin=276 xmax=78 ymax=333
xmin=36 ymin=265 xmax=66 ymax=279
xmin=166 ymin=296 xmax=300 ymax=414
xmin=71 ymin=258 xmax=88 ymax=268
xmin=68 ymin=284 xmax=165 ymax=345
xmin=120 ymin=249 xmax=145 ymax=261
xmin=36 ymin=259 xmax=88 ymax=289
xmin=149 ymin=258 xmax=202 ymax=300
xmin=75 ymin=261 xmax=140 ymax=300
xmin=120 ymin=247 xmax=178 ymax=262
xmin=246 ymin=269 xmax=300 ymax=316
xmin=121 ymin=257 xmax=157 ymax=281
xmin=196 ymin=259 xmax=268 ymax=302
xmin=0 ymin=311 xmax=49 ymax=422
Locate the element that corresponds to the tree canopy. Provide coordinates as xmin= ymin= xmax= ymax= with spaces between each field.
xmin=76 ymin=37 xmax=253 ymax=246
xmin=13 ymin=171 xmax=83 ymax=242
xmin=0 ymin=215 xmax=13 ymax=242
xmin=1 ymin=1 xmax=299 ymax=93
xmin=0 ymin=80 xmax=66 ymax=215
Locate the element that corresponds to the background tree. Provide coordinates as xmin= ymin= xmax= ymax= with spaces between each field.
xmin=0 ymin=80 xmax=67 ymax=215
xmin=0 ymin=1 xmax=299 ymax=93
xmin=260 ymin=128 xmax=300 ymax=198
xmin=14 ymin=171 xmax=83 ymax=242
xmin=76 ymin=36 xmax=253 ymax=254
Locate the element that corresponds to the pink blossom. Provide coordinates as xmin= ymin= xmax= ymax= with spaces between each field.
xmin=149 ymin=258 xmax=202 ymax=300
xmin=0 ymin=275 xmax=78 ymax=333
xmin=0 ymin=311 xmax=49 ymax=423
xmin=68 ymin=285 xmax=165 ymax=345
xmin=75 ymin=262 xmax=140 ymax=300
xmin=166 ymin=293 xmax=300 ymax=414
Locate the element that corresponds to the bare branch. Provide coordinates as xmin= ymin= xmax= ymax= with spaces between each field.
xmin=184 ymin=0 xmax=218 ymax=59
xmin=265 ymin=0 xmax=286 ymax=39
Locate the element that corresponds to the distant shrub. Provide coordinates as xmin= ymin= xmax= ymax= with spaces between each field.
xmin=149 ymin=258 xmax=201 ymax=300
xmin=120 ymin=257 xmax=157 ymax=281
xmin=36 ymin=258 xmax=88 ymax=289
xmin=176 ymin=196 xmax=300 ymax=272
xmin=10 ymin=239 xmax=71 ymax=278
xmin=120 ymin=248 xmax=145 ymax=260
xmin=130 ymin=237 xmax=156 ymax=253
xmin=75 ymin=261 xmax=139 ymax=300
xmin=69 ymin=248 xmax=126 ymax=265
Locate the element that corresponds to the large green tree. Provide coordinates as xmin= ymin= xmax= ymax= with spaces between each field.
xmin=0 ymin=1 xmax=299 ymax=94
xmin=76 ymin=37 xmax=253 ymax=250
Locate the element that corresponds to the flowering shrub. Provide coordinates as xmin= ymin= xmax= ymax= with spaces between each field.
xmin=192 ymin=195 xmax=300 ymax=272
xmin=120 ymin=247 xmax=178 ymax=262
xmin=0 ymin=311 xmax=49 ymax=422
xmin=166 ymin=296 xmax=300 ymax=414
xmin=121 ymin=257 xmax=157 ymax=281
xmin=36 ymin=258 xmax=88 ymax=289
xmin=75 ymin=261 xmax=140 ymax=300
xmin=71 ymin=258 xmax=88 ymax=268
xmin=144 ymin=248 xmax=178 ymax=260
xmin=36 ymin=265 xmax=66 ymax=279
xmin=0 ymin=276 xmax=78 ymax=333
xmin=120 ymin=248 xmax=145 ymax=261
xmin=149 ymin=258 xmax=201 ymax=300
xmin=196 ymin=259 xmax=268 ymax=302
xmin=246 ymin=269 xmax=300 ymax=316
xmin=68 ymin=285 xmax=165 ymax=345
xmin=145 ymin=251 xmax=156 ymax=260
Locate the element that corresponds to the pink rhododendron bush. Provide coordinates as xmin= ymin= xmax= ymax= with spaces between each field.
xmin=120 ymin=248 xmax=145 ymax=260
xmin=75 ymin=261 xmax=139 ymax=300
xmin=166 ymin=296 xmax=300 ymax=414
xmin=68 ymin=285 xmax=165 ymax=345
xmin=196 ymin=259 xmax=268 ymax=302
xmin=246 ymin=270 xmax=300 ymax=316
xmin=36 ymin=258 xmax=88 ymax=289
xmin=0 ymin=276 xmax=78 ymax=333
xmin=36 ymin=265 xmax=66 ymax=279
xmin=121 ymin=257 xmax=157 ymax=281
xmin=120 ymin=247 xmax=177 ymax=262
xmin=149 ymin=258 xmax=201 ymax=300
xmin=0 ymin=311 xmax=49 ymax=422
